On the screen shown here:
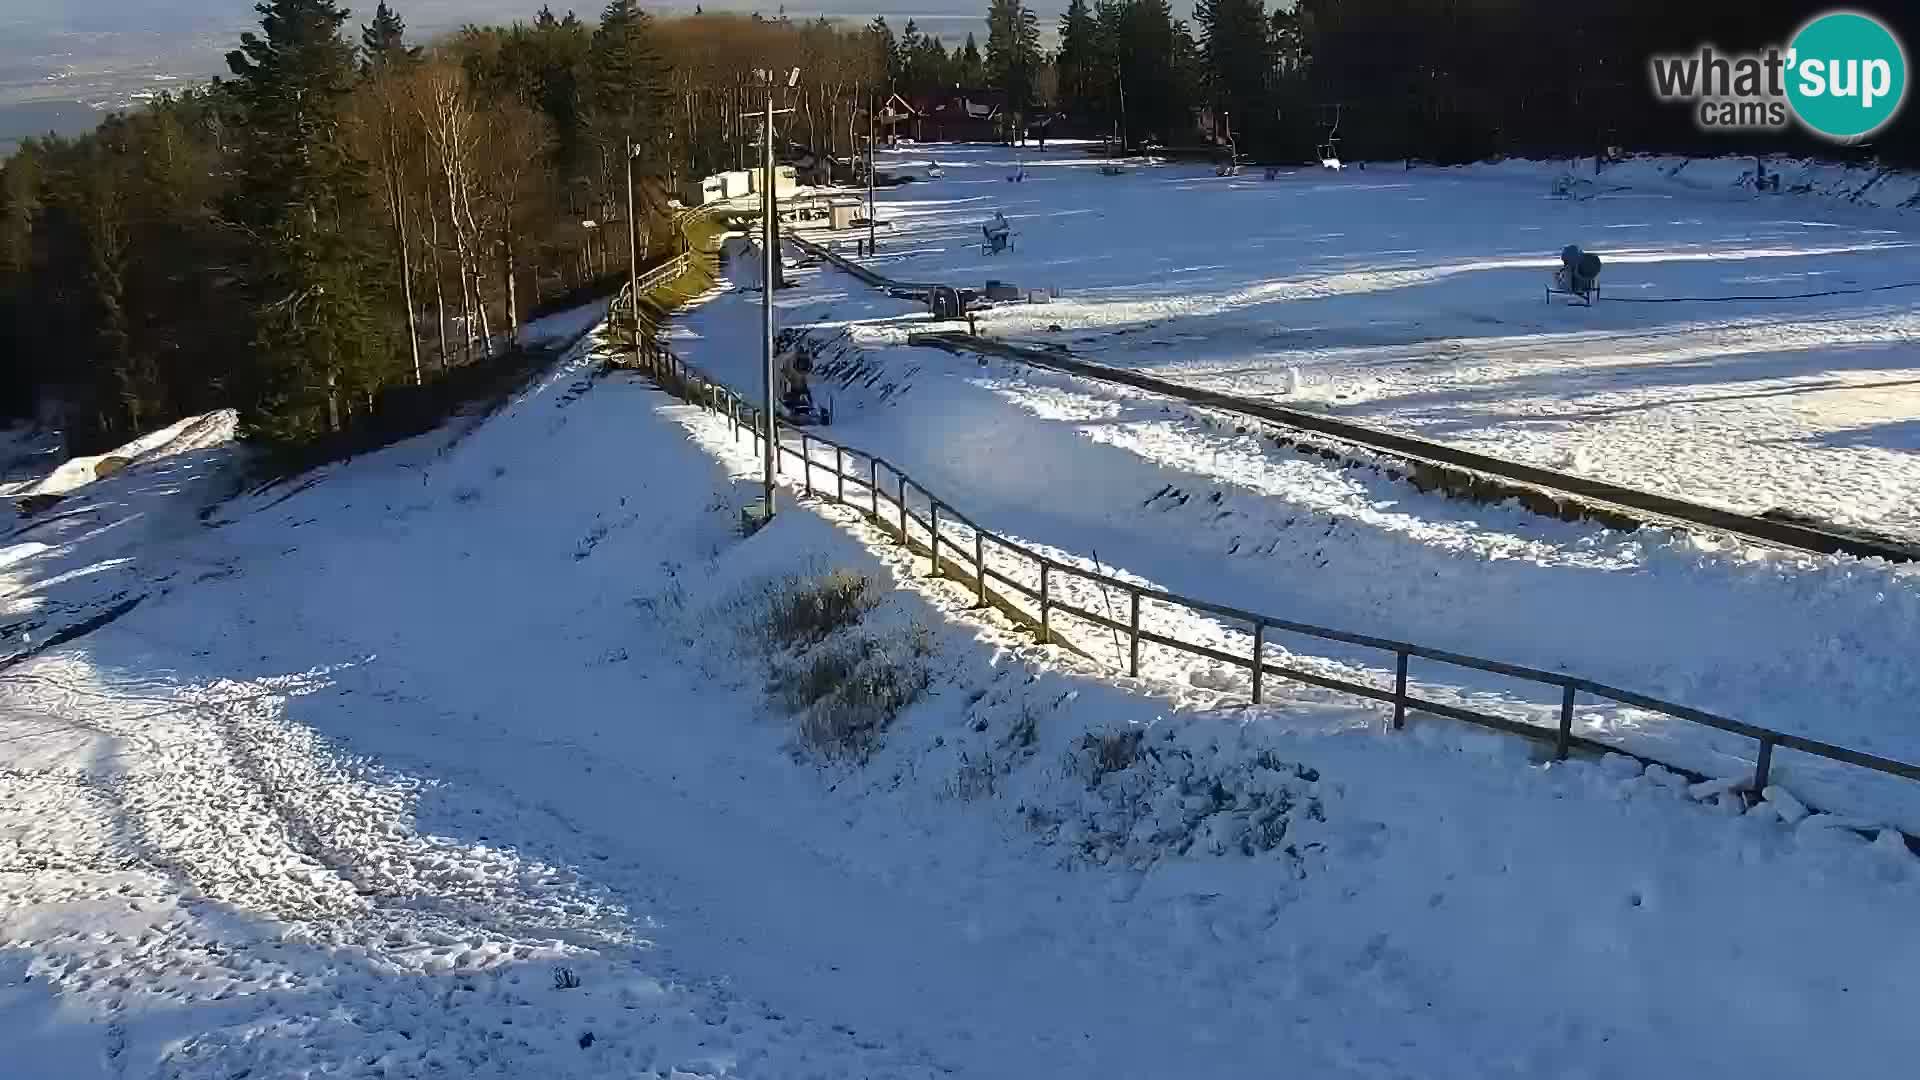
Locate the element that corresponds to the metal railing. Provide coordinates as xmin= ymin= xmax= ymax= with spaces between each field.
xmin=628 ymin=338 xmax=1920 ymax=817
xmin=609 ymin=253 xmax=695 ymax=329
xmin=607 ymin=200 xmax=746 ymax=328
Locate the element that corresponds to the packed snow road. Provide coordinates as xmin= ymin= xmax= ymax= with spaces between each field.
xmin=846 ymin=145 xmax=1920 ymax=538
xmin=4 ymin=310 xmax=1920 ymax=1078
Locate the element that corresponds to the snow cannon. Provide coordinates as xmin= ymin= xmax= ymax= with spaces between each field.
xmin=1548 ymin=245 xmax=1603 ymax=306
xmin=779 ymin=348 xmax=831 ymax=426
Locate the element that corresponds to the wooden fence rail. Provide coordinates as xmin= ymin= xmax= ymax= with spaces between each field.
xmin=628 ymin=337 xmax=1920 ymax=829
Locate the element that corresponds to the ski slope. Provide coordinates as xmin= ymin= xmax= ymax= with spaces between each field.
xmin=847 ymin=145 xmax=1920 ymax=537
xmin=3 ymin=305 xmax=1919 ymax=1076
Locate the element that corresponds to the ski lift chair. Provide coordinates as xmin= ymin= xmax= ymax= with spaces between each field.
xmin=1316 ymin=103 xmax=1344 ymax=169
xmin=1214 ymin=132 xmax=1241 ymax=177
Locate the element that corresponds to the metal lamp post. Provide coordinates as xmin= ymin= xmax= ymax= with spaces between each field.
xmin=625 ymin=136 xmax=641 ymax=353
xmin=867 ymin=94 xmax=877 ymax=255
xmin=744 ymin=67 xmax=798 ymax=520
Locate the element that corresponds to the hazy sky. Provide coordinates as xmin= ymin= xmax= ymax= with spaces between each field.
xmin=0 ymin=0 xmax=1082 ymax=34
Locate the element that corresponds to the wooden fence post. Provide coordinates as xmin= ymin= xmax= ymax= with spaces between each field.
xmin=1252 ymin=622 xmax=1265 ymax=705
xmin=1040 ymin=564 xmax=1051 ymax=644
xmin=974 ymin=530 xmax=987 ymax=607
xmin=1556 ymin=684 xmax=1576 ymax=761
xmin=930 ymin=502 xmax=941 ymax=576
xmin=1393 ymin=651 xmax=1409 ymax=730
xmin=1129 ymin=591 xmax=1141 ymax=677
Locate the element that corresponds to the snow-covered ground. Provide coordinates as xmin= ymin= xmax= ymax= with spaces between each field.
xmin=669 ymin=172 xmax=1920 ymax=834
xmin=7 ymin=308 xmax=1920 ymax=1076
xmin=847 ymin=145 xmax=1920 ymax=536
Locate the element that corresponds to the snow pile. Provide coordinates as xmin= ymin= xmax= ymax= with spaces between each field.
xmin=517 ymin=300 xmax=609 ymax=348
xmin=0 ymin=424 xmax=62 ymax=498
xmin=1495 ymin=155 xmax=1920 ymax=211
xmin=14 ymin=409 xmax=237 ymax=501
xmin=5 ymin=407 xmax=238 ymax=503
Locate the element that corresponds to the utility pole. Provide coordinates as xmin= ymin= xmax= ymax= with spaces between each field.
xmin=625 ymin=136 xmax=641 ymax=355
xmin=744 ymin=68 xmax=799 ymax=520
xmin=761 ymin=76 xmax=777 ymax=517
xmin=867 ymin=94 xmax=877 ymax=255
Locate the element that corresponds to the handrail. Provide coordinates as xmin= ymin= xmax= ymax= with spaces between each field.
xmin=610 ymin=253 xmax=695 ymax=321
xmin=632 ymin=338 xmax=1920 ymax=836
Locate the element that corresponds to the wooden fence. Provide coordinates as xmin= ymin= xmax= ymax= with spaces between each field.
xmin=629 ymin=336 xmax=1920 ymax=829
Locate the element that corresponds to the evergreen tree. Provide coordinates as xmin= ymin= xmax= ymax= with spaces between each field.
xmin=587 ymin=0 xmax=673 ymax=270
xmin=958 ymin=33 xmax=985 ymax=87
xmin=588 ymin=0 xmax=674 ymax=158
xmin=491 ymin=12 xmax=592 ymax=179
xmin=1195 ymin=0 xmax=1274 ymax=147
xmin=1056 ymin=0 xmax=1099 ymax=124
xmin=1084 ymin=0 xmax=1198 ymax=149
xmin=900 ymin=19 xmax=923 ymax=76
xmin=865 ymin=17 xmax=900 ymax=90
xmin=899 ymin=22 xmax=954 ymax=97
xmin=361 ymin=1 xmax=420 ymax=70
xmin=224 ymin=0 xmax=394 ymax=439
xmin=0 ymin=146 xmax=37 ymax=419
xmin=985 ymin=0 xmax=1041 ymax=125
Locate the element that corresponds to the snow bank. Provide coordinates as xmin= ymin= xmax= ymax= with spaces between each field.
xmin=517 ymin=296 xmax=610 ymax=348
xmin=13 ymin=408 xmax=237 ymax=500
xmin=1479 ymin=154 xmax=1920 ymax=211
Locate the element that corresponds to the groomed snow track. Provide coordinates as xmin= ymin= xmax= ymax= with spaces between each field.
xmin=789 ymin=232 xmax=1920 ymax=564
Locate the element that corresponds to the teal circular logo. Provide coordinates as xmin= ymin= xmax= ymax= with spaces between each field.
xmin=1787 ymin=11 xmax=1908 ymax=141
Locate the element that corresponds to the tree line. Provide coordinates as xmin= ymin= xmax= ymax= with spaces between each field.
xmin=0 ymin=0 xmax=899 ymax=449
xmin=1048 ymin=0 xmax=1920 ymax=163
xmin=1270 ymin=1 xmax=1920 ymax=167
xmin=5 ymin=0 xmax=1916 ymax=450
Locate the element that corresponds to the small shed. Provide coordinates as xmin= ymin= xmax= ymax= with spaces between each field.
xmin=747 ymin=165 xmax=800 ymax=196
xmin=681 ymin=175 xmax=726 ymax=207
xmin=828 ymin=199 xmax=863 ymax=231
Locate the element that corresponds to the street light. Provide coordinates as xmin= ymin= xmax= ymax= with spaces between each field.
xmin=742 ymin=67 xmax=799 ymax=521
xmin=579 ymin=218 xmax=600 ymax=282
xmin=625 ymin=136 xmax=642 ymax=355
xmin=867 ymin=93 xmax=877 ymax=255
